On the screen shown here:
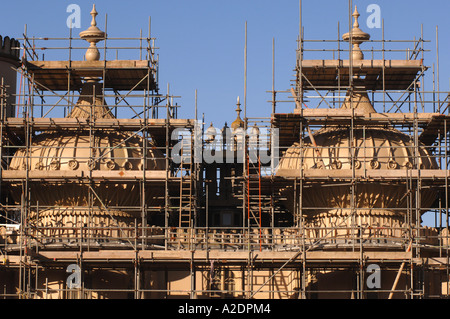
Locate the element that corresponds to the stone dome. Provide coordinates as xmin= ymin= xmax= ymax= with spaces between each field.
xmin=7 ymin=5 xmax=167 ymax=244
xmin=9 ymin=131 xmax=164 ymax=174
xmin=276 ymin=81 xmax=438 ymax=242
xmin=8 ymin=80 xmax=165 ymax=241
xmin=279 ymin=126 xmax=437 ymax=172
xmin=9 ymin=80 xmax=165 ymax=209
xmin=278 ymin=125 xmax=437 ymax=213
xmin=276 ymin=124 xmax=438 ymax=242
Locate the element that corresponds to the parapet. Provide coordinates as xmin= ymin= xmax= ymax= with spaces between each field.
xmin=0 ymin=35 xmax=20 ymax=62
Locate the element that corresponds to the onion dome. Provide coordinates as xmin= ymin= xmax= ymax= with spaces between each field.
xmin=276 ymin=8 xmax=437 ymax=241
xmin=9 ymin=119 xmax=165 ymax=241
xmin=9 ymin=115 xmax=165 ymax=242
xmin=248 ymin=123 xmax=260 ymax=150
xmin=277 ymin=120 xmax=438 ymax=242
xmin=277 ymin=103 xmax=438 ymax=240
xmin=8 ymin=5 xmax=165 ymax=243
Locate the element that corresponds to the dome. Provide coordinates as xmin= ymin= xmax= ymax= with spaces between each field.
xmin=9 ymin=105 xmax=165 ymax=242
xmin=205 ymin=122 xmax=217 ymax=143
xmin=279 ymin=126 xmax=437 ymax=172
xmin=6 ymin=5 xmax=167 ymax=244
xmin=276 ymin=57 xmax=438 ymax=241
xmin=276 ymin=125 xmax=438 ymax=242
xmin=9 ymin=118 xmax=165 ymax=241
xmin=10 ymin=131 xmax=164 ymax=174
xmin=9 ymin=85 xmax=165 ymax=242
xmin=9 ymin=80 xmax=165 ymax=210
xmin=277 ymin=125 xmax=438 ymax=214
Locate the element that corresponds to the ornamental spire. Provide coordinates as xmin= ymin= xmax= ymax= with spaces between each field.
xmin=231 ymin=96 xmax=244 ymax=131
xmin=79 ymin=4 xmax=106 ymax=62
xmin=342 ymin=5 xmax=370 ymax=61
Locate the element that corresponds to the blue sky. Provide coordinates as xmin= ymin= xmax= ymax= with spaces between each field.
xmin=1 ymin=0 xmax=448 ymax=125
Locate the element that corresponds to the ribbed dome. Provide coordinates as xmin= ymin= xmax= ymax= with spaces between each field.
xmin=9 ymin=79 xmax=165 ymax=241
xmin=276 ymin=79 xmax=438 ymax=241
xmin=277 ymin=125 xmax=438 ymax=215
xmin=6 ymin=6 xmax=167 ymax=243
xmin=276 ymin=125 xmax=438 ymax=241
xmin=279 ymin=126 xmax=437 ymax=172
xmin=10 ymin=132 xmax=164 ymax=173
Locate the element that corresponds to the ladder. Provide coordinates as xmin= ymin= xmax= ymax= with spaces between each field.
xmin=246 ymin=154 xmax=262 ymax=250
xmin=178 ymin=138 xmax=193 ymax=229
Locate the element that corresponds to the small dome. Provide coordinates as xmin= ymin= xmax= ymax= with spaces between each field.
xmin=221 ymin=122 xmax=230 ymax=138
xmin=205 ymin=122 xmax=217 ymax=142
xmin=250 ymin=123 xmax=260 ymax=136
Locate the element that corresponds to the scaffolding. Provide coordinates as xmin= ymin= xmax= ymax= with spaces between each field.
xmin=0 ymin=3 xmax=449 ymax=299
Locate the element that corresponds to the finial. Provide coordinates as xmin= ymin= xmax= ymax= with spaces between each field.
xmin=342 ymin=5 xmax=370 ymax=61
xmin=79 ymin=4 xmax=105 ymax=62
xmin=90 ymin=4 xmax=98 ymax=27
xmin=352 ymin=6 xmax=360 ymax=29
xmin=231 ymin=96 xmax=244 ymax=131
xmin=236 ymin=96 xmax=242 ymax=113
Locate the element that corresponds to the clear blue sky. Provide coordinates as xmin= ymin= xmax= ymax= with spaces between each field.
xmin=1 ymin=0 xmax=448 ymax=125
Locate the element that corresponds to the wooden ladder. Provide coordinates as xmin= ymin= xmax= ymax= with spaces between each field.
xmin=246 ymin=155 xmax=262 ymax=250
xmin=178 ymin=140 xmax=193 ymax=229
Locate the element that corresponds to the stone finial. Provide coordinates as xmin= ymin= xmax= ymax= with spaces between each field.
xmin=342 ymin=6 xmax=370 ymax=61
xmin=352 ymin=6 xmax=360 ymax=29
xmin=89 ymin=4 xmax=99 ymax=28
xmin=79 ymin=4 xmax=105 ymax=62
